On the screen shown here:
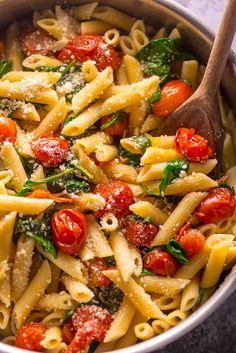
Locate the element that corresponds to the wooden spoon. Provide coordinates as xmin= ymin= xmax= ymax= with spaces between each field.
xmin=157 ymin=0 xmax=236 ymax=175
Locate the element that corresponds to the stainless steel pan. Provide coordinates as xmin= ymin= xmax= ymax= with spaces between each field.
xmin=0 ymin=1 xmax=235 ymax=352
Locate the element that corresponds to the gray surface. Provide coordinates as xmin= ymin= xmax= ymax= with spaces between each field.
xmin=159 ymin=3 xmax=236 ymax=353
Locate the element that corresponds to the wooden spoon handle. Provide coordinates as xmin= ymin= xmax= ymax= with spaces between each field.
xmin=201 ymin=0 xmax=236 ymax=95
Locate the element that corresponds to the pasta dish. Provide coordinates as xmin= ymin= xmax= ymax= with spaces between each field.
xmin=0 ymin=3 xmax=235 ymax=353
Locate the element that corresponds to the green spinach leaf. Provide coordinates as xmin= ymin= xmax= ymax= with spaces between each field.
xmin=119 ymin=146 xmax=141 ymax=167
xmin=36 ymin=60 xmax=77 ymax=77
xmin=197 ymin=288 xmax=205 ymax=305
xmin=139 ymin=269 xmax=156 ymax=277
xmin=101 ymin=110 xmax=126 ymax=130
xmin=0 ymin=60 xmax=12 ymax=78
xmin=165 ymin=239 xmax=188 ymax=264
xmin=159 ymin=160 xmax=189 ymax=194
xmin=220 ymin=182 xmax=235 ymax=195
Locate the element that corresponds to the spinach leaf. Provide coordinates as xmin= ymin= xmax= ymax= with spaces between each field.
xmin=93 ymin=284 xmax=123 ymax=314
xmin=36 ymin=60 xmax=77 ymax=77
xmin=15 ymin=215 xmax=57 ymax=258
xmin=16 ymin=169 xmax=73 ymax=196
xmin=128 ymin=214 xmax=152 ymax=224
xmin=119 ymin=146 xmax=141 ymax=167
xmin=197 ymin=288 xmax=205 ymax=305
xmin=104 ymin=256 xmax=116 ymax=267
xmin=220 ymin=182 xmax=235 ymax=195
xmin=165 ymin=239 xmax=188 ymax=264
xmin=139 ymin=269 xmax=156 ymax=277
xmin=101 ymin=110 xmax=126 ymax=130
xmin=136 ymin=38 xmax=193 ymax=77
xmin=128 ymin=135 xmax=151 ymax=154
xmin=78 ymin=166 xmax=93 ymax=180
xmin=159 ymin=160 xmax=189 ymax=194
xmin=48 ymin=175 xmax=90 ymax=194
xmin=0 ymin=60 xmax=12 ymax=78
xmin=148 ymin=87 xmax=161 ymax=105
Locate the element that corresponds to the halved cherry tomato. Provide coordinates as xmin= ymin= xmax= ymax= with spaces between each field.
xmin=58 ymin=34 xmax=121 ymax=71
xmin=15 ymin=322 xmax=47 ymax=351
xmin=174 ymin=127 xmax=213 ymax=162
xmin=100 ymin=114 xmax=128 ymax=137
xmin=63 ymin=319 xmax=76 ymax=344
xmin=123 ymin=219 xmax=158 ymax=246
xmin=31 ymin=133 xmax=69 ymax=167
xmin=153 ymin=80 xmax=192 ymax=118
xmin=51 ymin=209 xmax=87 ymax=255
xmin=0 ymin=41 xmax=4 ymax=58
xmin=65 ymin=305 xmax=112 ymax=353
xmin=19 ymin=27 xmax=56 ymax=56
xmin=195 ymin=187 xmax=236 ymax=224
xmin=144 ymin=249 xmax=179 ymax=276
xmin=0 ymin=116 xmax=17 ymax=147
xmin=86 ymin=258 xmax=112 ymax=287
xmin=176 ymin=228 xmax=205 ymax=258
xmin=93 ymin=181 xmax=134 ymax=218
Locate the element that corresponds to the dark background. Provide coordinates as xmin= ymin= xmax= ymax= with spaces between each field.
xmin=159 ymin=1 xmax=236 ymax=352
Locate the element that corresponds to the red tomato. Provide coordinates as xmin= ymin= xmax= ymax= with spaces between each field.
xmin=93 ymin=181 xmax=134 ymax=218
xmin=31 ymin=133 xmax=69 ymax=167
xmin=86 ymin=258 xmax=112 ymax=287
xmin=58 ymin=34 xmax=121 ymax=71
xmin=63 ymin=320 xmax=76 ymax=344
xmin=174 ymin=127 xmax=213 ymax=162
xmin=176 ymin=228 xmax=205 ymax=258
xmin=144 ymin=249 xmax=179 ymax=276
xmin=0 ymin=41 xmax=4 ymax=58
xmin=0 ymin=116 xmax=17 ymax=147
xmin=19 ymin=27 xmax=56 ymax=56
xmin=153 ymin=80 xmax=192 ymax=118
xmin=195 ymin=187 xmax=236 ymax=224
xmin=65 ymin=305 xmax=112 ymax=353
xmin=100 ymin=114 xmax=128 ymax=137
xmin=51 ymin=209 xmax=87 ymax=255
xmin=123 ymin=219 xmax=158 ymax=246
xmin=15 ymin=322 xmax=47 ymax=351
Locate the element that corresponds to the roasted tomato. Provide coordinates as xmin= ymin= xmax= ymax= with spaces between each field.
xmin=31 ymin=133 xmax=69 ymax=167
xmin=123 ymin=219 xmax=158 ymax=246
xmin=144 ymin=249 xmax=179 ymax=276
xmin=174 ymin=127 xmax=213 ymax=162
xmin=0 ymin=116 xmax=17 ymax=147
xmin=100 ymin=113 xmax=129 ymax=137
xmin=51 ymin=209 xmax=87 ymax=255
xmin=93 ymin=181 xmax=134 ymax=218
xmin=58 ymin=34 xmax=121 ymax=71
xmin=176 ymin=227 xmax=205 ymax=258
xmin=65 ymin=305 xmax=112 ymax=353
xmin=19 ymin=27 xmax=56 ymax=56
xmin=0 ymin=41 xmax=4 ymax=58
xmin=63 ymin=319 xmax=76 ymax=344
xmin=195 ymin=187 xmax=236 ymax=224
xmin=86 ymin=258 xmax=112 ymax=287
xmin=153 ymin=80 xmax=192 ymax=118
xmin=15 ymin=322 xmax=47 ymax=351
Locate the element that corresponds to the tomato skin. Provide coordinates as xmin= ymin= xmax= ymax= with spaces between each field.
xmin=63 ymin=320 xmax=76 ymax=344
xmin=144 ymin=249 xmax=179 ymax=276
xmin=65 ymin=305 xmax=112 ymax=353
xmin=100 ymin=114 xmax=128 ymax=137
xmin=195 ymin=187 xmax=236 ymax=224
xmin=174 ymin=127 xmax=213 ymax=162
xmin=15 ymin=322 xmax=47 ymax=351
xmin=58 ymin=34 xmax=121 ymax=71
xmin=93 ymin=181 xmax=134 ymax=218
xmin=19 ymin=27 xmax=55 ymax=56
xmin=123 ymin=219 xmax=158 ymax=246
xmin=153 ymin=80 xmax=192 ymax=118
xmin=86 ymin=258 xmax=112 ymax=287
xmin=0 ymin=116 xmax=17 ymax=147
xmin=176 ymin=229 xmax=205 ymax=258
xmin=51 ymin=209 xmax=87 ymax=255
xmin=31 ymin=133 xmax=69 ymax=167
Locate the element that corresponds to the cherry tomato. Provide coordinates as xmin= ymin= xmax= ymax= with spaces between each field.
xmin=31 ymin=133 xmax=69 ymax=167
xmin=86 ymin=258 xmax=112 ymax=287
xmin=0 ymin=116 xmax=17 ymax=147
xmin=15 ymin=322 xmax=47 ymax=351
xmin=63 ymin=319 xmax=76 ymax=344
xmin=93 ymin=181 xmax=134 ymax=218
xmin=174 ymin=127 xmax=213 ymax=162
xmin=144 ymin=249 xmax=179 ymax=276
xmin=195 ymin=187 xmax=236 ymax=224
xmin=123 ymin=219 xmax=158 ymax=246
xmin=0 ymin=41 xmax=4 ymax=58
xmin=153 ymin=80 xmax=192 ymax=118
xmin=19 ymin=27 xmax=56 ymax=56
xmin=51 ymin=209 xmax=87 ymax=255
xmin=100 ymin=114 xmax=128 ymax=137
xmin=176 ymin=228 xmax=205 ymax=258
xmin=58 ymin=34 xmax=121 ymax=71
xmin=65 ymin=305 xmax=112 ymax=353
